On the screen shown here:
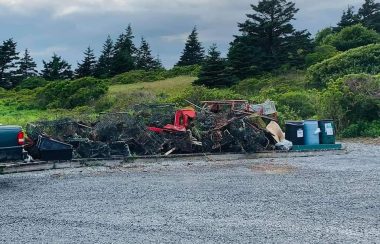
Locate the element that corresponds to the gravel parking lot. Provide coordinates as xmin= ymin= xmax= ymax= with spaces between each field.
xmin=1 ymin=142 xmax=379 ymax=243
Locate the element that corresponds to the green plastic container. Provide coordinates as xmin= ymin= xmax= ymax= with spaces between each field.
xmin=318 ymin=120 xmax=336 ymax=144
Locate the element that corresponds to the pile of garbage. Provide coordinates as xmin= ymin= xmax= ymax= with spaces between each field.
xmin=25 ymin=100 xmax=290 ymax=160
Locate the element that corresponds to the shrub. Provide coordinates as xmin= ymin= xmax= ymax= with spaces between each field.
xmin=275 ymin=91 xmax=317 ymax=119
xmin=110 ymin=65 xmax=201 ymax=85
xmin=18 ymin=77 xmax=48 ymax=90
xmin=324 ymin=24 xmax=380 ymax=51
xmin=167 ymin=65 xmax=201 ymax=77
xmin=110 ymin=69 xmax=167 ymax=84
xmin=315 ymin=27 xmax=335 ymax=45
xmin=36 ymin=77 xmax=108 ymax=109
xmin=307 ymin=44 xmax=380 ymax=88
xmin=165 ymin=85 xmax=244 ymax=106
xmin=341 ymin=120 xmax=380 ymax=138
xmin=319 ymin=74 xmax=380 ymax=131
xmin=305 ymin=45 xmax=339 ymax=66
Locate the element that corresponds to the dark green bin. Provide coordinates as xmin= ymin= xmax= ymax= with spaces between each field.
xmin=318 ymin=120 xmax=336 ymax=144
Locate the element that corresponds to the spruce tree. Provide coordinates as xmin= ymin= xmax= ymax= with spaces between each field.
xmin=176 ymin=26 xmax=204 ymax=66
xmin=75 ymin=46 xmax=96 ymax=78
xmin=229 ymin=0 xmax=311 ymax=77
xmin=0 ymin=39 xmax=20 ymax=88
xmin=227 ymin=36 xmax=258 ymax=80
xmin=337 ymin=6 xmax=360 ymax=30
xmin=112 ymin=24 xmax=136 ymax=75
xmin=95 ymin=35 xmax=114 ymax=78
xmin=152 ymin=55 xmax=164 ymax=70
xmin=17 ymin=49 xmax=38 ymax=80
xmin=287 ymin=31 xmax=314 ymax=68
xmin=41 ymin=54 xmax=73 ymax=81
xmin=136 ymin=37 xmax=161 ymax=70
xmin=194 ymin=44 xmax=236 ymax=88
xmin=358 ymin=0 xmax=380 ymax=32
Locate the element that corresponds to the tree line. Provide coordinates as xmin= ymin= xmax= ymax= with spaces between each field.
xmin=0 ymin=0 xmax=378 ymax=89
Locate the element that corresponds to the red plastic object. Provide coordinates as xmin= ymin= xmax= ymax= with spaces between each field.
xmin=148 ymin=109 xmax=196 ymax=133
xmin=147 ymin=127 xmax=164 ymax=133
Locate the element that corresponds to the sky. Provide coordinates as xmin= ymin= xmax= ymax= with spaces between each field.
xmin=0 ymin=0 xmax=364 ymax=69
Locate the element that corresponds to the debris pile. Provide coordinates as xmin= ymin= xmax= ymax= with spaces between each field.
xmin=25 ymin=100 xmax=286 ymax=160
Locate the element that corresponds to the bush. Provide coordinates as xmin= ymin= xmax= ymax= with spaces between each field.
xmin=324 ymin=24 xmax=380 ymax=52
xmin=315 ymin=27 xmax=335 ymax=45
xmin=275 ymin=91 xmax=317 ymax=119
xmin=110 ymin=69 xmax=167 ymax=84
xmin=307 ymin=44 xmax=380 ymax=88
xmin=319 ymin=74 xmax=380 ymax=131
xmin=36 ymin=77 xmax=108 ymax=109
xmin=110 ymin=65 xmax=201 ymax=85
xmin=233 ymin=71 xmax=308 ymax=97
xmin=305 ymin=45 xmax=339 ymax=66
xmin=165 ymin=85 xmax=244 ymax=106
xmin=18 ymin=77 xmax=48 ymax=90
xmin=167 ymin=65 xmax=201 ymax=77
xmin=341 ymin=120 xmax=380 ymax=138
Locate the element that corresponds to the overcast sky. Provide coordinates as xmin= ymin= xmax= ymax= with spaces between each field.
xmin=0 ymin=0 xmax=364 ymax=69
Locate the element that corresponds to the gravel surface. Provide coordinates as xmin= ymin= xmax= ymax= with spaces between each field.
xmin=0 ymin=142 xmax=379 ymax=243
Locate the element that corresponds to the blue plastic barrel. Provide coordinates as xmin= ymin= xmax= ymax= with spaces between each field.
xmin=303 ymin=120 xmax=320 ymax=145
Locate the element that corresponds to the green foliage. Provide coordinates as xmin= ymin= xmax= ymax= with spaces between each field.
xmin=233 ymin=71 xmax=308 ymax=98
xmin=111 ymin=24 xmax=137 ymax=75
xmin=341 ymin=120 xmax=380 ymax=138
xmin=17 ymin=49 xmax=38 ymax=80
xmin=165 ymin=85 xmax=243 ymax=106
xmin=42 ymin=54 xmax=73 ymax=81
xmin=75 ymin=46 xmax=96 ymax=78
xmin=136 ymin=37 xmax=162 ymax=70
xmin=305 ymin=45 xmax=339 ymax=66
xmin=0 ymin=39 xmax=20 ymax=89
xmin=194 ymin=44 xmax=237 ymax=88
xmin=325 ymin=24 xmax=380 ymax=51
xmin=319 ymin=74 xmax=380 ymax=131
xmin=315 ymin=28 xmax=335 ymax=45
xmin=307 ymin=44 xmax=380 ymax=88
xmin=275 ymin=91 xmax=317 ymax=119
xmin=18 ymin=77 xmax=48 ymax=90
xmin=166 ymin=65 xmax=201 ymax=77
xmin=36 ymin=77 xmax=108 ymax=109
xmin=229 ymin=0 xmax=313 ymax=76
xmin=337 ymin=5 xmax=360 ymax=30
xmin=110 ymin=69 xmax=166 ymax=84
xmin=95 ymin=35 xmax=114 ymax=78
xmin=176 ymin=27 xmax=204 ymax=66
xmin=110 ymin=65 xmax=200 ymax=84
xmin=358 ymin=0 xmax=380 ymax=32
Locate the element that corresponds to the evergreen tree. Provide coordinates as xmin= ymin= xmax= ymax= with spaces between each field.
xmin=17 ymin=49 xmax=38 ymax=80
xmin=229 ymin=0 xmax=311 ymax=76
xmin=358 ymin=0 xmax=380 ymax=32
xmin=75 ymin=46 xmax=96 ymax=78
xmin=337 ymin=6 xmax=360 ymax=30
xmin=194 ymin=44 xmax=236 ymax=88
xmin=287 ymin=31 xmax=314 ymax=68
xmin=112 ymin=24 xmax=136 ymax=75
xmin=136 ymin=37 xmax=162 ymax=70
xmin=95 ymin=35 xmax=114 ymax=78
xmin=0 ymin=39 xmax=20 ymax=88
xmin=227 ymin=36 xmax=258 ymax=80
xmin=153 ymin=55 xmax=164 ymax=70
xmin=176 ymin=26 xmax=204 ymax=66
xmin=41 ymin=54 xmax=73 ymax=81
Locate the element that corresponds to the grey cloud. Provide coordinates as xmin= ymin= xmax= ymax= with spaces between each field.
xmin=0 ymin=0 xmax=364 ymax=68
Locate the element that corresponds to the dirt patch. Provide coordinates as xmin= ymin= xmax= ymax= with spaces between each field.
xmin=250 ymin=163 xmax=297 ymax=174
